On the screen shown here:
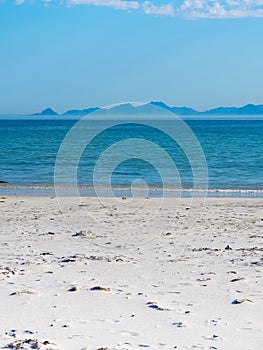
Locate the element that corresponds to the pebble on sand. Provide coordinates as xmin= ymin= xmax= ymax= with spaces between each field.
xmin=90 ymin=286 xmax=111 ymax=292
xmin=232 ymin=298 xmax=254 ymax=304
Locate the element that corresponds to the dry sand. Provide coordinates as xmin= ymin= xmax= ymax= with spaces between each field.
xmin=0 ymin=196 xmax=262 ymax=349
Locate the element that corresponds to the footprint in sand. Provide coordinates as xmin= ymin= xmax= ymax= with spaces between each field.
xmin=146 ymin=301 xmax=171 ymax=311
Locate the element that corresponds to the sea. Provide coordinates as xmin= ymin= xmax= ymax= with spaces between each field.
xmin=0 ymin=115 xmax=262 ymax=197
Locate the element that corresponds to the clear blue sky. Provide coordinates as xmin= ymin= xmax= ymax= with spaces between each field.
xmin=1 ymin=1 xmax=263 ymax=114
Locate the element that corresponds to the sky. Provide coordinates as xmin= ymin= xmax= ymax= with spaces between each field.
xmin=0 ymin=1 xmax=263 ymax=114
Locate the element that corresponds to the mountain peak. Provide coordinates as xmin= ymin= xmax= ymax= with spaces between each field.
xmin=32 ymin=107 xmax=58 ymax=116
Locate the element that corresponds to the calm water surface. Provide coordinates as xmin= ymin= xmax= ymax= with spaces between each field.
xmin=0 ymin=116 xmax=262 ymax=196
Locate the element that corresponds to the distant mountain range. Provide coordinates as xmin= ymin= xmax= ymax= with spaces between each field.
xmin=32 ymin=102 xmax=263 ymax=117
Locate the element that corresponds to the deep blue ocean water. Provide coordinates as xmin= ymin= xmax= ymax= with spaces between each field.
xmin=0 ymin=116 xmax=262 ymax=196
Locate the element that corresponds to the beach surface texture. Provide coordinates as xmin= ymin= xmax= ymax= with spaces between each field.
xmin=0 ymin=196 xmax=262 ymax=349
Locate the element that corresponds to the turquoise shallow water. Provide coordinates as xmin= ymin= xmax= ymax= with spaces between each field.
xmin=0 ymin=116 xmax=262 ymax=196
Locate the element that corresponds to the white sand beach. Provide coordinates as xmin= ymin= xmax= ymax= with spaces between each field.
xmin=0 ymin=196 xmax=262 ymax=349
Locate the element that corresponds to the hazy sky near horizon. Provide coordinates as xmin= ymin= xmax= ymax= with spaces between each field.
xmin=1 ymin=1 xmax=263 ymax=114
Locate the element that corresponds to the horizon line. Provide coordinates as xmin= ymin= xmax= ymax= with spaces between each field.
xmin=1 ymin=101 xmax=263 ymax=116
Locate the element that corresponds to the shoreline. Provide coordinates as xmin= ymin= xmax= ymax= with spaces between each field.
xmin=1 ymin=184 xmax=263 ymax=198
